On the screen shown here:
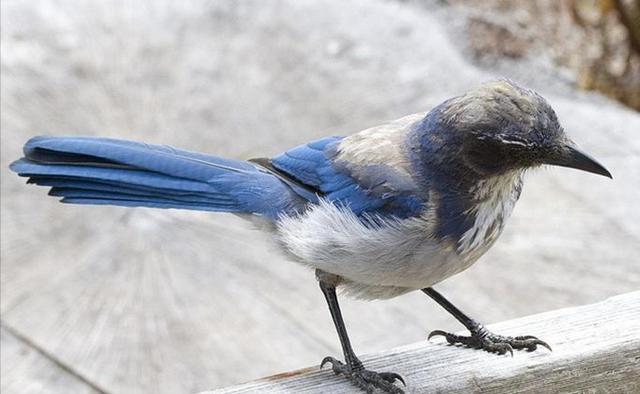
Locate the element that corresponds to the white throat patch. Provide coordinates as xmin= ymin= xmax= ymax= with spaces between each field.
xmin=457 ymin=170 xmax=524 ymax=257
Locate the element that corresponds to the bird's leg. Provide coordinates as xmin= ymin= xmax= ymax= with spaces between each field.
xmin=422 ymin=287 xmax=551 ymax=356
xmin=317 ymin=270 xmax=405 ymax=394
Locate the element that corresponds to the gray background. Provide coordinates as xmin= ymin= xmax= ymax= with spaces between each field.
xmin=1 ymin=1 xmax=639 ymax=393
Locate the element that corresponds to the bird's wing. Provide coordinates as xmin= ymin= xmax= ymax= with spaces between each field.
xmin=270 ymin=114 xmax=426 ymax=218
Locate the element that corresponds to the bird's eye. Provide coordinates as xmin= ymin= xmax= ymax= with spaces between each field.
xmin=495 ymin=134 xmax=534 ymax=148
xmin=462 ymin=135 xmax=507 ymax=176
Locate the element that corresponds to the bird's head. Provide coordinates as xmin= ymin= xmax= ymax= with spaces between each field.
xmin=428 ymin=79 xmax=611 ymax=179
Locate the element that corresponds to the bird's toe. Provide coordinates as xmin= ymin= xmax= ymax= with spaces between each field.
xmin=319 ymin=356 xmax=405 ymax=393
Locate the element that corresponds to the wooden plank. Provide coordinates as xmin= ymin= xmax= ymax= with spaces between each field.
xmin=205 ymin=291 xmax=640 ymax=393
xmin=0 ymin=326 xmax=103 ymax=394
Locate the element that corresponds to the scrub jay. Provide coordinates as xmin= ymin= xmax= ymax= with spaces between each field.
xmin=10 ymin=80 xmax=611 ymax=393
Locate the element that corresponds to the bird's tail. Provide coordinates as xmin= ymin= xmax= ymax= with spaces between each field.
xmin=10 ymin=136 xmax=303 ymax=217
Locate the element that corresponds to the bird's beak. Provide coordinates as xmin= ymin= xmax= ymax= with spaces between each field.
xmin=544 ymin=144 xmax=612 ymax=179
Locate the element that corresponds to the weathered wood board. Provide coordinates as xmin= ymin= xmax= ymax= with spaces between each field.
xmin=206 ymin=292 xmax=640 ymax=393
xmin=0 ymin=326 xmax=102 ymax=394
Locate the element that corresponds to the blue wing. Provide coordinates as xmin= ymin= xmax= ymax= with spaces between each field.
xmin=271 ymin=136 xmax=424 ymax=218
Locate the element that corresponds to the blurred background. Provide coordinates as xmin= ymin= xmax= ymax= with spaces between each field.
xmin=1 ymin=1 xmax=639 ymax=393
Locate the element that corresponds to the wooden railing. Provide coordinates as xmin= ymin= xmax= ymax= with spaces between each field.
xmin=202 ymin=291 xmax=640 ymax=393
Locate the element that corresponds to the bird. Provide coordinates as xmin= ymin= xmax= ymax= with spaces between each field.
xmin=10 ymin=79 xmax=611 ymax=393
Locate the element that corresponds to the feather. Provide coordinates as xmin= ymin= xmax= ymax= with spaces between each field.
xmin=271 ymin=119 xmax=426 ymax=219
xmin=10 ymin=136 xmax=307 ymax=217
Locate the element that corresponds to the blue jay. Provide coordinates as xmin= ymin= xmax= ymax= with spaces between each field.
xmin=10 ymin=80 xmax=611 ymax=393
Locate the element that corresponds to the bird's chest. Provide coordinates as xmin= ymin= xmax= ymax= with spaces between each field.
xmin=276 ymin=172 xmax=523 ymax=292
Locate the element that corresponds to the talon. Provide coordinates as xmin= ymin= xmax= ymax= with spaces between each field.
xmin=427 ymin=330 xmax=447 ymax=341
xmin=534 ymin=339 xmax=552 ymax=352
xmin=489 ymin=341 xmax=513 ymax=356
xmin=380 ymin=372 xmax=406 ymax=386
xmin=320 ymin=356 xmax=334 ymax=369
xmin=320 ymin=357 xmax=330 ymax=369
xmin=504 ymin=344 xmax=514 ymax=357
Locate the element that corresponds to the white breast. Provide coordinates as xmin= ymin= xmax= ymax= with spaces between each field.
xmin=275 ymin=171 xmax=524 ymax=300
xmin=276 ymin=199 xmax=460 ymax=298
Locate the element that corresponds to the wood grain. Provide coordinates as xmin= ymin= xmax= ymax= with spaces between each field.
xmin=206 ymin=291 xmax=640 ymax=393
xmin=0 ymin=326 xmax=103 ymax=394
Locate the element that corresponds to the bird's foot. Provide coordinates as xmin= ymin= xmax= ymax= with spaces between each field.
xmin=321 ymin=356 xmax=405 ymax=394
xmin=428 ymin=323 xmax=551 ymax=356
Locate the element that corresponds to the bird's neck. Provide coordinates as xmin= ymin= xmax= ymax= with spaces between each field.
xmin=456 ymin=169 xmax=524 ymax=257
xmin=408 ymin=109 xmax=524 ymax=253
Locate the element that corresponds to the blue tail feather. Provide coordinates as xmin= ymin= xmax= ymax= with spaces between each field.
xmin=13 ymin=159 xmax=219 ymax=194
xmin=29 ymin=178 xmax=217 ymax=199
xmin=23 ymin=136 xmax=259 ymax=181
xmin=11 ymin=136 xmax=307 ymax=217
xmin=61 ymin=198 xmax=225 ymax=212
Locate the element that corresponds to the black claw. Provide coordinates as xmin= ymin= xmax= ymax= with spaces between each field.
xmin=502 ymin=343 xmax=514 ymax=357
xmin=534 ymin=339 xmax=553 ymax=352
xmin=379 ymin=372 xmax=406 ymax=387
xmin=427 ymin=330 xmax=447 ymax=341
xmin=320 ymin=356 xmax=335 ymax=370
xmin=320 ymin=356 xmax=346 ymax=376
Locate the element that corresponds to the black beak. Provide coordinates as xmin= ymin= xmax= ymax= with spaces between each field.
xmin=545 ymin=144 xmax=612 ymax=179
